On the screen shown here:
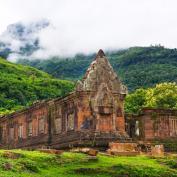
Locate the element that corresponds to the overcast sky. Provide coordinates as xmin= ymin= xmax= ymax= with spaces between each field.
xmin=1 ymin=0 xmax=177 ymax=57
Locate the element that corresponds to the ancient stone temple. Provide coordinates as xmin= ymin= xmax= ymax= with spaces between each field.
xmin=125 ymin=108 xmax=177 ymax=152
xmin=0 ymin=49 xmax=128 ymax=149
xmin=126 ymin=108 xmax=177 ymax=140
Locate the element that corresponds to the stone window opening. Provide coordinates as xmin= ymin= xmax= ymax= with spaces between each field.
xmin=56 ymin=107 xmax=62 ymax=116
xmin=27 ymin=121 xmax=32 ymax=137
xmin=135 ymin=121 xmax=140 ymax=136
xmin=33 ymin=125 xmax=38 ymax=136
xmin=39 ymin=117 xmax=45 ymax=134
xmin=169 ymin=116 xmax=177 ymax=136
xmin=55 ymin=117 xmax=62 ymax=134
xmin=67 ymin=113 xmax=74 ymax=131
xmin=18 ymin=124 xmax=23 ymax=139
xmin=9 ymin=127 xmax=14 ymax=140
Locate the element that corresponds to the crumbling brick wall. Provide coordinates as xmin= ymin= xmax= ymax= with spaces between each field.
xmin=0 ymin=50 xmax=129 ymax=149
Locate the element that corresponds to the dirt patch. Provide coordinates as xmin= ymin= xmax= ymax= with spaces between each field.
xmin=2 ymin=162 xmax=13 ymax=170
xmin=2 ymin=151 xmax=23 ymax=159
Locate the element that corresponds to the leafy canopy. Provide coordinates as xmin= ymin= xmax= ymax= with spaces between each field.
xmin=125 ymin=82 xmax=177 ymax=114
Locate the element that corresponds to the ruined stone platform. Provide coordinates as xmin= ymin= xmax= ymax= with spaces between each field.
xmin=107 ymin=142 xmax=164 ymax=156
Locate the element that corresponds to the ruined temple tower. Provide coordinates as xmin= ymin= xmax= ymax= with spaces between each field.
xmin=75 ymin=49 xmax=128 ymax=138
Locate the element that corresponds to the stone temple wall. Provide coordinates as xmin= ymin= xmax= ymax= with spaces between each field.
xmin=0 ymin=50 xmax=128 ymax=149
xmin=0 ymin=50 xmax=176 ymax=150
xmin=126 ymin=108 xmax=177 ymax=141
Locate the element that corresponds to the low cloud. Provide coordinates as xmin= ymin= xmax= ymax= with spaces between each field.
xmin=1 ymin=0 xmax=177 ymax=61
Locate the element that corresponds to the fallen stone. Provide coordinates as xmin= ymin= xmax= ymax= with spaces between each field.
xmin=151 ymin=145 xmax=164 ymax=157
xmin=70 ymin=148 xmax=98 ymax=156
xmin=87 ymin=149 xmax=98 ymax=156
xmin=71 ymin=148 xmax=90 ymax=153
xmin=108 ymin=142 xmax=138 ymax=152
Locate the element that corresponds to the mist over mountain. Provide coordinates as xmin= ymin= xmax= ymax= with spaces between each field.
xmin=18 ymin=46 xmax=177 ymax=92
xmin=0 ymin=19 xmax=50 ymax=60
xmin=1 ymin=20 xmax=177 ymax=93
xmin=1 ymin=20 xmax=125 ymax=61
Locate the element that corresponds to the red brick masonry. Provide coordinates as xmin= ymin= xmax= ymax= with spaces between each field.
xmin=0 ymin=50 xmax=128 ymax=149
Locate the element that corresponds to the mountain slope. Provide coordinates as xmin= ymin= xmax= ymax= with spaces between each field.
xmin=18 ymin=46 xmax=177 ymax=91
xmin=0 ymin=57 xmax=74 ymax=115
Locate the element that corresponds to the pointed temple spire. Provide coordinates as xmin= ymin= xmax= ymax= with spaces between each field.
xmin=96 ymin=49 xmax=106 ymax=58
xmin=76 ymin=50 xmax=127 ymax=94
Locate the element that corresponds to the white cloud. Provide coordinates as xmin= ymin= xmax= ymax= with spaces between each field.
xmin=1 ymin=0 xmax=177 ymax=59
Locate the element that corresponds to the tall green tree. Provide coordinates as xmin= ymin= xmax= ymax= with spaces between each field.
xmin=125 ymin=82 xmax=177 ymax=114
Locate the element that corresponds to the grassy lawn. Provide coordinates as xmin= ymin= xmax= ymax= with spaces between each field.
xmin=0 ymin=150 xmax=176 ymax=177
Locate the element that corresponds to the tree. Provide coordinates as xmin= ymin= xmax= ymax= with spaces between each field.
xmin=125 ymin=88 xmax=147 ymax=114
xmin=125 ymin=82 xmax=177 ymax=114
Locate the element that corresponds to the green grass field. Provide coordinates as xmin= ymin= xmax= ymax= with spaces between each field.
xmin=0 ymin=150 xmax=176 ymax=177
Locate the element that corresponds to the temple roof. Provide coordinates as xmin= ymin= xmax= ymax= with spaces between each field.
xmin=76 ymin=49 xmax=127 ymax=94
xmin=96 ymin=49 xmax=105 ymax=58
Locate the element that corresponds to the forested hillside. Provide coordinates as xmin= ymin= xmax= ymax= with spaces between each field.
xmin=18 ymin=46 xmax=177 ymax=91
xmin=0 ymin=57 xmax=74 ymax=115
